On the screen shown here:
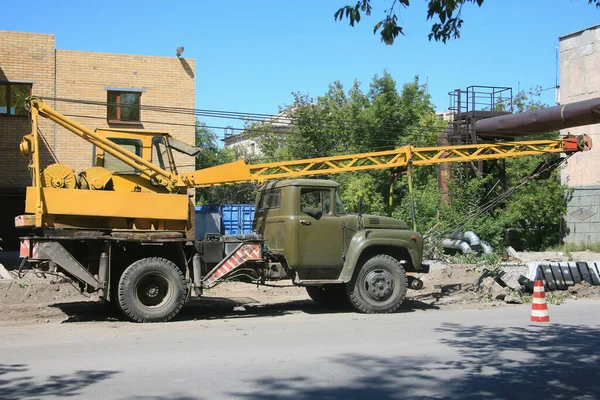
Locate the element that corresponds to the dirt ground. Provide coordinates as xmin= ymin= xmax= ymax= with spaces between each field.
xmin=2 ymin=255 xmax=600 ymax=326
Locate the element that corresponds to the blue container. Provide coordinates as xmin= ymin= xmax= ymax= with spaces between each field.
xmin=194 ymin=205 xmax=221 ymax=240
xmin=222 ymin=204 xmax=255 ymax=235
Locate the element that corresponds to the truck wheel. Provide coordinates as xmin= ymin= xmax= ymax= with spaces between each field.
xmin=346 ymin=254 xmax=407 ymax=314
xmin=306 ymin=285 xmax=350 ymax=309
xmin=117 ymin=257 xmax=187 ymax=323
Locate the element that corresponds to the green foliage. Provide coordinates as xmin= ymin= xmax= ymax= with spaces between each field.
xmin=263 ymin=72 xmax=444 ymax=222
xmin=336 ymin=173 xmax=387 ymax=215
xmin=335 ymin=0 xmax=598 ymax=44
xmin=550 ymin=241 xmax=600 ymax=253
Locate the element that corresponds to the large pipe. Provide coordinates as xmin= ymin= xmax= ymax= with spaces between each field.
xmin=475 ymin=97 xmax=600 ymax=137
xmin=462 ymin=231 xmax=481 ymax=248
xmin=442 ymin=239 xmax=472 ymax=254
xmin=480 ymin=241 xmax=493 ymax=254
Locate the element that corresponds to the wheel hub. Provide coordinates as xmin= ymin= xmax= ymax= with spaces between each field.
xmin=136 ymin=274 xmax=171 ymax=308
xmin=145 ymin=284 xmax=160 ymax=298
xmin=364 ymin=270 xmax=394 ymax=301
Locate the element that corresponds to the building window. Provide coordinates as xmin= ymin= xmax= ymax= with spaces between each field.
xmin=107 ymin=91 xmax=141 ymax=122
xmin=0 ymin=82 xmax=32 ymax=116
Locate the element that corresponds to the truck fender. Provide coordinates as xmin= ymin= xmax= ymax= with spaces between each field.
xmin=338 ymin=230 xmax=422 ymax=282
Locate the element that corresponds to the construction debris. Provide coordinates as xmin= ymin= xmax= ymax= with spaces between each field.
xmin=0 ymin=263 xmax=12 ymax=280
xmin=478 ymin=276 xmax=507 ymax=300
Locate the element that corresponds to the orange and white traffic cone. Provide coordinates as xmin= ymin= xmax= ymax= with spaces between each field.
xmin=531 ymin=280 xmax=550 ymax=322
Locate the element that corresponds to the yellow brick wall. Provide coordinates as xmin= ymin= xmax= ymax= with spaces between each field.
xmin=0 ymin=31 xmax=56 ymax=188
xmin=0 ymin=30 xmax=196 ymax=189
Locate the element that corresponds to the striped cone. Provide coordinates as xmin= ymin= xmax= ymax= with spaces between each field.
xmin=531 ymin=280 xmax=550 ymax=322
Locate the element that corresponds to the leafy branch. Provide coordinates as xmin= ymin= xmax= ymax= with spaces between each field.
xmin=335 ymin=0 xmax=598 ymax=45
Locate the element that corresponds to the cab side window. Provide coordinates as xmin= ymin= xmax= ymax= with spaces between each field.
xmin=103 ymin=138 xmax=142 ymax=174
xmin=300 ymin=188 xmax=331 ymax=214
xmin=258 ymin=190 xmax=281 ymax=211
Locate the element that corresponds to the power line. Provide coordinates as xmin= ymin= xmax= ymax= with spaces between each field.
xmin=47 ymin=96 xmax=575 ymax=141
xmin=46 ymin=96 xmax=454 ymax=138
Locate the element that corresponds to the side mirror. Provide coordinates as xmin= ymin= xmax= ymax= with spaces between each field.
xmin=358 ymin=197 xmax=364 ymax=217
xmin=302 ymin=207 xmax=323 ymax=220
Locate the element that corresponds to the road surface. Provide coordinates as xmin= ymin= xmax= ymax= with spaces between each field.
xmin=1 ymin=299 xmax=599 ymax=399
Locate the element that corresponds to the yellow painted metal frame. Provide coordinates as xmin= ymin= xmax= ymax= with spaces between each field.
xmin=182 ymin=137 xmax=589 ymax=187
xmin=27 ymin=97 xmax=186 ymax=192
xmin=212 ymin=138 xmax=586 ymax=184
xmin=25 ymin=187 xmax=189 ymax=221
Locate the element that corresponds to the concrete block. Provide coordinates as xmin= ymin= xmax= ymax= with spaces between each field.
xmin=560 ymin=263 xmax=575 ymax=286
xmin=536 ymin=265 xmax=554 ymax=290
xmin=578 ymin=262 xmax=593 ymax=284
xmin=499 ymin=263 xmax=529 ymax=280
xmin=499 ymin=271 xmax=522 ymax=290
xmin=587 ymin=262 xmax=600 ymax=285
xmin=571 ymin=263 xmax=583 ymax=283
xmin=479 ymin=277 xmax=507 ymax=300
xmin=0 ymin=263 xmax=11 ymax=280
xmin=503 ymin=246 xmax=519 ymax=260
xmin=504 ymin=295 xmax=523 ymax=304
xmin=551 ymin=264 xmax=567 ymax=290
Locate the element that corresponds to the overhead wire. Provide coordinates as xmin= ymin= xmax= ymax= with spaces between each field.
xmin=42 ymin=96 xmax=559 ymax=139
xmin=427 ymin=154 xmax=572 ymax=239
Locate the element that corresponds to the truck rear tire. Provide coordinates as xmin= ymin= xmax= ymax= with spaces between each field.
xmin=305 ymin=285 xmax=350 ymax=309
xmin=346 ymin=254 xmax=407 ymax=314
xmin=117 ymin=257 xmax=188 ymax=323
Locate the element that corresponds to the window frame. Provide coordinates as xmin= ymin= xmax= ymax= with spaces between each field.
xmin=257 ymin=189 xmax=281 ymax=212
xmin=107 ymin=90 xmax=142 ymax=123
xmin=0 ymin=82 xmax=32 ymax=117
xmin=102 ymin=137 xmax=143 ymax=175
xmin=299 ymin=187 xmax=333 ymax=216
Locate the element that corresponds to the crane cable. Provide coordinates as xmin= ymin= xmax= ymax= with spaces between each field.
xmin=426 ymin=154 xmax=572 ymax=240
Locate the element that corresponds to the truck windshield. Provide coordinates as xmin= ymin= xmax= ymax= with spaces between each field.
xmin=335 ymin=191 xmax=347 ymax=214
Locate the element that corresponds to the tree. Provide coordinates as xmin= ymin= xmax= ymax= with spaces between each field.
xmin=334 ymin=0 xmax=600 ymax=45
xmin=194 ymin=121 xmax=257 ymax=205
xmin=250 ymin=72 xmax=444 ymax=215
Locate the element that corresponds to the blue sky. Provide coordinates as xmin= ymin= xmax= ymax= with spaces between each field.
xmin=3 ymin=0 xmax=599 ymax=137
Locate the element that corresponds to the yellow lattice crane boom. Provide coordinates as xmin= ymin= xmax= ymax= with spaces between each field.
xmin=184 ymin=135 xmax=591 ymax=186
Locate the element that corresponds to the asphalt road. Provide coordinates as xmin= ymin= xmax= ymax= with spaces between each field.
xmin=1 ymin=300 xmax=599 ymax=400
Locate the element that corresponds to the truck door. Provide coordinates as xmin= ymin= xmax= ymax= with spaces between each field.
xmin=296 ymin=187 xmax=344 ymax=280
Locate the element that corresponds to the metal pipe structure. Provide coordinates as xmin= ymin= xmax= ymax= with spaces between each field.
xmin=462 ymin=231 xmax=482 ymax=247
xmin=442 ymin=239 xmax=472 ymax=254
xmin=475 ymin=97 xmax=600 ymax=138
xmin=480 ymin=241 xmax=493 ymax=254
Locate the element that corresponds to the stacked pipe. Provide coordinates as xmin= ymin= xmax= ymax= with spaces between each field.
xmin=442 ymin=231 xmax=493 ymax=255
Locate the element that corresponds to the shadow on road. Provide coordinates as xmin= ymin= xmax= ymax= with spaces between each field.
xmin=51 ymin=296 xmax=438 ymax=323
xmin=223 ymin=322 xmax=600 ymax=399
xmin=0 ymin=363 xmax=119 ymax=399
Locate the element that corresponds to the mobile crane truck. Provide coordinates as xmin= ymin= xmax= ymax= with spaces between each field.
xmin=16 ymin=97 xmax=592 ymax=322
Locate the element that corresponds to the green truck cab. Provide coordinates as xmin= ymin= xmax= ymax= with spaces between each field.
xmin=253 ymin=179 xmax=427 ymax=313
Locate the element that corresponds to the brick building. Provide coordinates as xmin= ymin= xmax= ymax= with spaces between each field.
xmin=0 ymin=30 xmax=196 ymax=249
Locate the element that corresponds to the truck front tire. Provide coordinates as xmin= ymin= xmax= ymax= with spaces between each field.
xmin=346 ymin=254 xmax=407 ymax=314
xmin=117 ymin=257 xmax=188 ymax=323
